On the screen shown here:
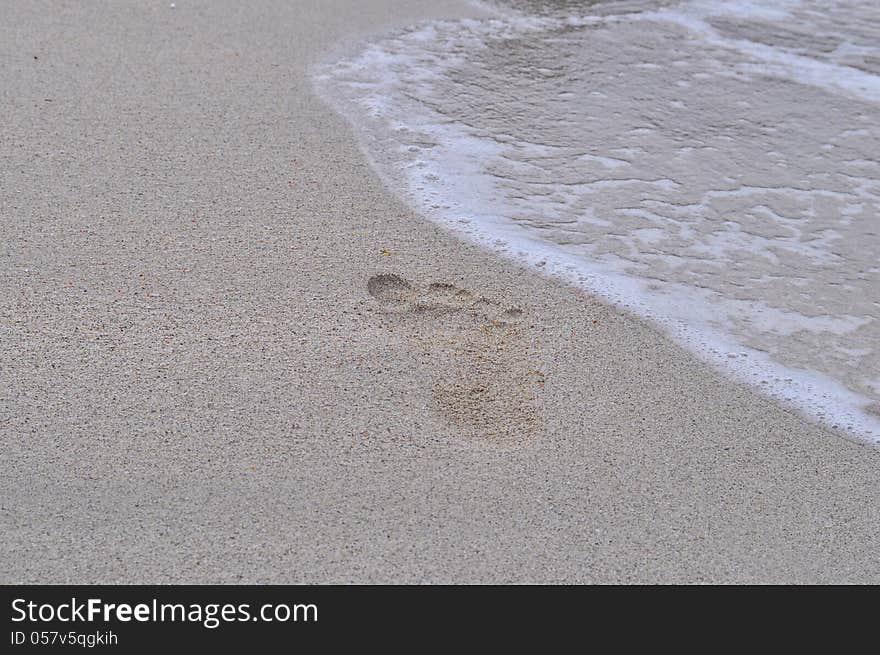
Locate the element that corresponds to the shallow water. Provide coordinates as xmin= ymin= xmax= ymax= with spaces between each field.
xmin=315 ymin=0 xmax=880 ymax=441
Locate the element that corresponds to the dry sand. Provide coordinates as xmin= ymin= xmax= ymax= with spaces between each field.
xmin=2 ymin=0 xmax=879 ymax=583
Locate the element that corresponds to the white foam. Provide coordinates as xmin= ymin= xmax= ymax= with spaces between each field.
xmin=647 ymin=0 xmax=880 ymax=103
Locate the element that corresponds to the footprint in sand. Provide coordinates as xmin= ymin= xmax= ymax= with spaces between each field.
xmin=367 ymin=273 xmax=542 ymax=446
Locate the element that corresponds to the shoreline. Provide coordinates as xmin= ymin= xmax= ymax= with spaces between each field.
xmin=2 ymin=0 xmax=880 ymax=583
xmin=314 ymin=3 xmax=880 ymax=444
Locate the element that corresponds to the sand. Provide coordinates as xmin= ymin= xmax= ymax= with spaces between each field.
xmin=2 ymin=0 xmax=879 ymax=584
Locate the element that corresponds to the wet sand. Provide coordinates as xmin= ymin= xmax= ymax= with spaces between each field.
xmin=2 ymin=0 xmax=880 ymax=583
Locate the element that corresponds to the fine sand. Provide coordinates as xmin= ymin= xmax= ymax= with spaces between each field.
xmin=2 ymin=0 xmax=879 ymax=583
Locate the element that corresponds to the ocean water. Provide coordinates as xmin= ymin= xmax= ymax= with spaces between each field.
xmin=314 ymin=0 xmax=880 ymax=442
